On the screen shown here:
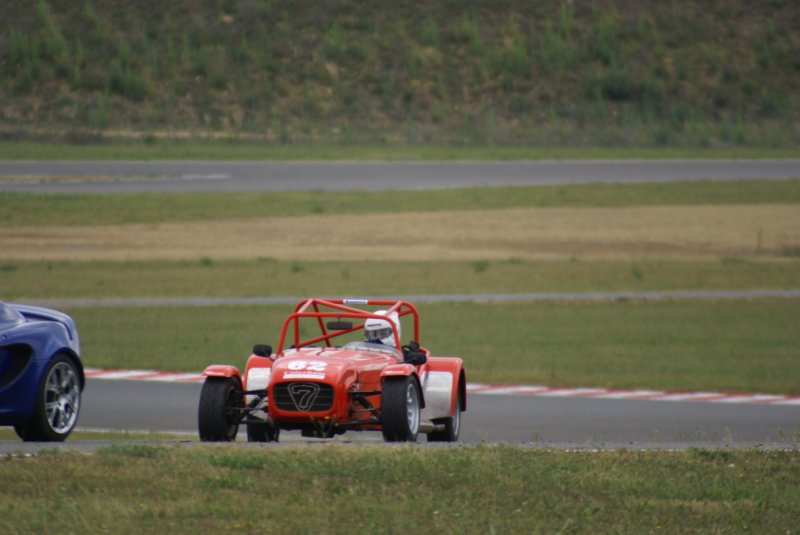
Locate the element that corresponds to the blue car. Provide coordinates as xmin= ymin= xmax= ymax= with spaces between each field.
xmin=0 ymin=302 xmax=84 ymax=441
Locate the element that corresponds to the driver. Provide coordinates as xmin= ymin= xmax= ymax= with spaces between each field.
xmin=364 ymin=310 xmax=400 ymax=347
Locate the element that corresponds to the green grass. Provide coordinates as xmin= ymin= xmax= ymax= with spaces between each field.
xmin=0 ymin=446 xmax=797 ymax=533
xmin=1 ymin=141 xmax=798 ymax=161
xmin=2 ymin=179 xmax=800 ymax=227
xmin=2 ymin=258 xmax=799 ymax=300
xmin=66 ymin=299 xmax=800 ymax=394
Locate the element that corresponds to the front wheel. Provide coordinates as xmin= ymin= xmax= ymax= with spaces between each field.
xmin=198 ymin=376 xmax=243 ymax=442
xmin=16 ymin=354 xmax=82 ymax=442
xmin=381 ymin=376 xmax=421 ymax=442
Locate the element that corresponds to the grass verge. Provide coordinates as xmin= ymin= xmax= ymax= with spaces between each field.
xmin=1 ymin=141 xmax=799 ymax=161
xmin=3 ymin=180 xmax=800 ymax=228
xmin=66 ymin=299 xmax=800 ymax=394
xmin=0 ymin=446 xmax=797 ymax=533
xmin=2 ymin=258 xmax=799 ymax=300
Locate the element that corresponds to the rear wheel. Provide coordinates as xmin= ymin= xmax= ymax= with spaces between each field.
xmin=16 ymin=354 xmax=81 ymax=442
xmin=381 ymin=376 xmax=421 ymax=442
xmin=427 ymin=386 xmax=462 ymax=442
xmin=198 ymin=376 xmax=243 ymax=442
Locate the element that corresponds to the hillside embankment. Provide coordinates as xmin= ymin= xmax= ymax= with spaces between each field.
xmin=1 ymin=0 xmax=798 ymax=146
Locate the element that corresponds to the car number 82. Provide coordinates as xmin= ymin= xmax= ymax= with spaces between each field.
xmin=287 ymin=360 xmax=328 ymax=372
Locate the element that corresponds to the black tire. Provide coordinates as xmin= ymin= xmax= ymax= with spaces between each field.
xmin=246 ymin=421 xmax=279 ymax=442
xmin=198 ymin=376 xmax=243 ymax=442
xmin=381 ymin=376 xmax=421 ymax=442
xmin=427 ymin=386 xmax=462 ymax=442
xmin=15 ymin=354 xmax=82 ymax=442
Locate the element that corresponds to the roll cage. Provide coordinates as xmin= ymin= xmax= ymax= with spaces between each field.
xmin=276 ymin=298 xmax=421 ymax=354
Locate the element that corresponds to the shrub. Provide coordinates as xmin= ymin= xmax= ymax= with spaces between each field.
xmin=8 ymin=30 xmax=38 ymax=69
xmin=472 ymin=260 xmax=489 ymax=273
xmin=590 ymin=9 xmax=620 ymax=66
xmin=108 ymin=59 xmax=148 ymax=101
xmin=36 ymin=0 xmax=68 ymax=63
xmin=451 ymin=16 xmax=480 ymax=47
xmin=420 ymin=18 xmax=440 ymax=47
xmin=539 ymin=22 xmax=574 ymax=73
xmin=500 ymin=22 xmax=530 ymax=79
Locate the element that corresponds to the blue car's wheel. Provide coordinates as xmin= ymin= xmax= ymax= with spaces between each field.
xmin=16 ymin=354 xmax=81 ymax=442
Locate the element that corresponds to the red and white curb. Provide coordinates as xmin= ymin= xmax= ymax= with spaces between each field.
xmin=84 ymin=368 xmax=800 ymax=406
xmin=85 ymin=368 xmax=204 ymax=383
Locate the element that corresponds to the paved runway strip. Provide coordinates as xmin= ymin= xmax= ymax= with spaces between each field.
xmin=2 ymin=160 xmax=798 ymax=193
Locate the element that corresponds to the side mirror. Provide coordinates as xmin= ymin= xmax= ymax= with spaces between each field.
xmin=405 ymin=351 xmax=427 ymax=366
xmin=253 ymin=344 xmax=272 ymax=357
xmin=326 ymin=320 xmax=353 ymax=331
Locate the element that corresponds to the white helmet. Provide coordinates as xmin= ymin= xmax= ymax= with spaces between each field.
xmin=364 ymin=310 xmax=400 ymax=347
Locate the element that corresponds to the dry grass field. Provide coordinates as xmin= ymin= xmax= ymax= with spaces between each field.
xmin=2 ymin=204 xmax=799 ymax=262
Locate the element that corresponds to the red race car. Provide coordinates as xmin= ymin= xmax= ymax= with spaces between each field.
xmin=198 ymin=298 xmax=466 ymax=443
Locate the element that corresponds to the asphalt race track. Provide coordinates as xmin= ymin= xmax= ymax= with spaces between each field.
xmin=68 ymin=379 xmax=799 ymax=447
xmin=1 ymin=379 xmax=789 ymax=452
xmin=1 ymin=159 xmax=799 ymax=193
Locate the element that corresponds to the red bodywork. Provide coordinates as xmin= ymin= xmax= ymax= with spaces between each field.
xmin=201 ymin=298 xmax=466 ymax=439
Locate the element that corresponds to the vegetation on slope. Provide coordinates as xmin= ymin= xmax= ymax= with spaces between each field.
xmin=1 ymin=0 xmax=798 ymax=146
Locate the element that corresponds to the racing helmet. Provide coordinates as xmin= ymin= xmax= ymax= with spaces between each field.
xmin=364 ymin=310 xmax=400 ymax=347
